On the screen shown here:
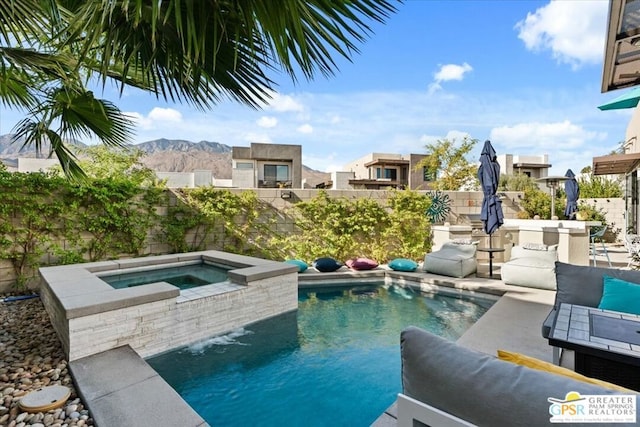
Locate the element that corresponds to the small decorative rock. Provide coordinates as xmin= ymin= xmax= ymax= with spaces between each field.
xmin=0 ymin=297 xmax=94 ymax=426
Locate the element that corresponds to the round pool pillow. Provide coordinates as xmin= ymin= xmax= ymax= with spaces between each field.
xmin=284 ymin=259 xmax=308 ymax=273
xmin=313 ymin=257 xmax=342 ymax=272
xmin=345 ymin=257 xmax=379 ymax=271
xmin=388 ymin=258 xmax=418 ymax=272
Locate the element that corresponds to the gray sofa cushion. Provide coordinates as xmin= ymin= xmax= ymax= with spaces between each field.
xmin=401 ymin=326 xmax=638 ymax=427
xmin=554 ymin=262 xmax=640 ymax=309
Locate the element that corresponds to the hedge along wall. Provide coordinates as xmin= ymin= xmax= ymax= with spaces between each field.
xmin=0 ymin=173 xmax=526 ymax=293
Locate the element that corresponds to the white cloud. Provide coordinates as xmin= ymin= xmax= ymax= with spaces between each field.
xmin=428 ymin=63 xmax=473 ymax=94
xmin=515 ymin=0 xmax=607 ymax=68
xmin=148 ymin=107 xmax=183 ymax=122
xmin=297 ymin=124 xmax=313 ymax=134
xmin=257 ymin=116 xmax=278 ymax=128
xmin=125 ymin=108 xmax=182 ymax=130
xmin=265 ymin=92 xmax=305 ymax=112
xmin=419 ymin=130 xmax=471 ymax=145
xmin=490 ymin=120 xmax=601 ymax=149
xmin=434 ymin=63 xmax=473 ymax=83
xmin=124 ymin=111 xmax=150 ymax=129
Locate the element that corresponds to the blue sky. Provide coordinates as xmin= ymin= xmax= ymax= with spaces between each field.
xmin=0 ymin=0 xmax=633 ymax=175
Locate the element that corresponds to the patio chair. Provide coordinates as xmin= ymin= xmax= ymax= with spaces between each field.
xmin=624 ymin=234 xmax=640 ymax=268
xmin=589 ymin=227 xmax=611 ymax=267
xmin=423 ymin=240 xmax=478 ymax=278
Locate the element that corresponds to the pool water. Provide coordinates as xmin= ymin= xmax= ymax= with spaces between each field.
xmin=100 ymin=262 xmax=231 ymax=290
xmin=147 ymin=283 xmax=494 ymax=426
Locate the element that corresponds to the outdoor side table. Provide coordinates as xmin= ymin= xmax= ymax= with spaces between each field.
xmin=476 ymin=247 xmax=505 ymax=278
xmin=548 ymin=303 xmax=640 ymax=391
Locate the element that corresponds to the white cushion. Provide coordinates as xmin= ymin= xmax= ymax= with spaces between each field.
xmin=501 ymin=247 xmax=557 ymax=290
xmin=423 ymin=243 xmax=477 ymax=278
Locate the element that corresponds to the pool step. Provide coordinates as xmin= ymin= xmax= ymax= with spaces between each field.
xmin=70 ymin=345 xmax=208 ymax=427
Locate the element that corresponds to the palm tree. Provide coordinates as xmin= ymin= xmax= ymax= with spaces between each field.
xmin=1 ymin=0 xmax=399 ymax=178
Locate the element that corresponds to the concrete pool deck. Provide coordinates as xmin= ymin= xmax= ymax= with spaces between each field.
xmin=62 ymin=248 xmax=632 ymax=427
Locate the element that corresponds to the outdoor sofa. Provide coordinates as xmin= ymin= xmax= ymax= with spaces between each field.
xmin=542 ymin=261 xmax=640 ymax=364
xmin=397 ymin=326 xmax=639 ymax=427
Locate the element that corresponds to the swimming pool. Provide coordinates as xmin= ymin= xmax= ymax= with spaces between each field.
xmin=147 ymin=283 xmax=494 ymax=426
xmin=99 ymin=261 xmax=232 ymax=290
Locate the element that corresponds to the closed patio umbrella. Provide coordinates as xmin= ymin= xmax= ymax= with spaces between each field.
xmin=564 ymin=169 xmax=579 ymax=220
xmin=478 ymin=140 xmax=504 ymax=247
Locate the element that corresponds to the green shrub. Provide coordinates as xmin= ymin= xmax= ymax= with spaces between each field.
xmin=270 ymin=190 xmax=431 ymax=262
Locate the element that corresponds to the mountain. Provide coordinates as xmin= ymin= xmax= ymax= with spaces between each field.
xmin=0 ymin=134 xmax=87 ymax=157
xmin=0 ymin=135 xmax=330 ymax=185
xmin=135 ymin=138 xmax=232 ymax=154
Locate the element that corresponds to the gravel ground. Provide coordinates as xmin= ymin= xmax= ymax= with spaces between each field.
xmin=0 ymin=295 xmax=93 ymax=427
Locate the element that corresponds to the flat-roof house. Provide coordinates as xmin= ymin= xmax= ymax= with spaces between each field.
xmin=496 ymin=154 xmax=551 ymax=179
xmin=342 ymin=153 xmax=432 ymax=190
xmin=231 ymin=143 xmax=302 ymax=189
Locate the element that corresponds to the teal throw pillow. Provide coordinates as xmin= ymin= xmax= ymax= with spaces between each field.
xmin=284 ymin=259 xmax=308 ymax=273
xmin=388 ymin=258 xmax=418 ymax=272
xmin=598 ymin=275 xmax=640 ymax=315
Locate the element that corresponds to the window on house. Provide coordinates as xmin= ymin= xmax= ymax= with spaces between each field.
xmin=264 ymin=164 xmax=289 ymax=181
xmin=384 ymin=168 xmax=397 ymax=180
xmin=423 ymin=167 xmax=436 ymax=181
xmin=236 ymin=162 xmax=253 ymax=169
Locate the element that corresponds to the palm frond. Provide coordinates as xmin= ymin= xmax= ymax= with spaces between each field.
xmin=0 ymin=63 xmax=37 ymax=108
xmin=62 ymin=0 xmax=400 ymax=108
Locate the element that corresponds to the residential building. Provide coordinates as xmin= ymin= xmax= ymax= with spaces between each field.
xmin=497 ymin=154 xmax=551 ymax=179
xmin=231 ymin=143 xmax=302 ymax=189
xmin=595 ymin=0 xmax=640 ymax=234
xmin=341 ymin=153 xmax=431 ymax=190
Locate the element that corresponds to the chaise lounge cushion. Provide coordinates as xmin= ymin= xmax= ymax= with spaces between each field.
xmin=501 ymin=244 xmax=557 ymax=289
xmin=401 ymin=326 xmax=636 ymax=427
xmin=423 ymin=242 xmax=477 ymax=278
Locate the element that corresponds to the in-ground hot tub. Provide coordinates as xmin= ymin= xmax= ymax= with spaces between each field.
xmin=98 ymin=260 xmax=233 ymax=290
xmin=39 ymin=251 xmax=298 ymax=361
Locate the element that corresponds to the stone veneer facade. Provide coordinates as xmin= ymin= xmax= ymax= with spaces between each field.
xmin=39 ymin=251 xmax=298 ymax=361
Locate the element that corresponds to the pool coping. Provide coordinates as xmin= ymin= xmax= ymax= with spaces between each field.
xmin=40 ymin=250 xmax=296 ymax=320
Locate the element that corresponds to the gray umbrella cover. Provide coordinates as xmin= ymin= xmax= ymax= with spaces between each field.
xmin=564 ymin=169 xmax=579 ymax=219
xmin=478 ymin=140 xmax=504 ymax=235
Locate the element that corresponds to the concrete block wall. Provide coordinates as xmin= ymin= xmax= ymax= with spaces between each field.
xmin=65 ymin=273 xmax=298 ymax=360
xmin=5 ymin=187 xmax=624 ymax=291
xmin=581 ymin=198 xmax=625 ymax=241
